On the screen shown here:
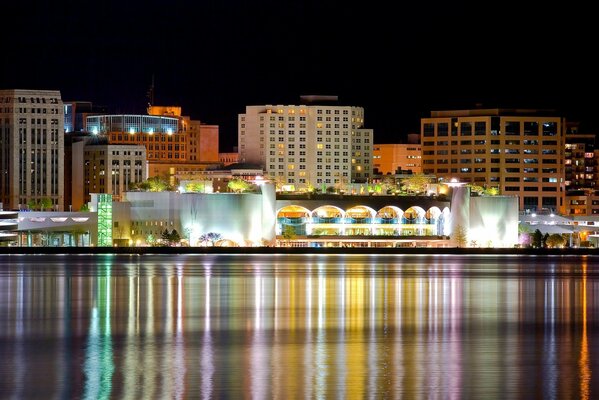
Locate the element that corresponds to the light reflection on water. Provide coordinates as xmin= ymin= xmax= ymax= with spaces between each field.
xmin=0 ymin=254 xmax=598 ymax=398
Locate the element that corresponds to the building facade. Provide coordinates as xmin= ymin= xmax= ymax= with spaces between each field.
xmin=0 ymin=89 xmax=65 ymax=211
xmin=373 ymin=143 xmax=422 ymax=174
xmin=86 ymin=106 xmax=219 ymax=183
xmin=64 ymin=101 xmax=108 ymax=133
xmin=563 ymin=122 xmax=598 ymax=215
xmin=70 ymin=136 xmax=147 ymax=209
xmin=421 ymin=108 xmax=565 ymax=212
xmin=238 ymin=97 xmax=373 ymax=190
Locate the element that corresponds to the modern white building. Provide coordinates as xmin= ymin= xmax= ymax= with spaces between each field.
xmin=238 ymin=96 xmax=373 ymax=190
xmin=0 ymin=89 xmax=65 ymax=211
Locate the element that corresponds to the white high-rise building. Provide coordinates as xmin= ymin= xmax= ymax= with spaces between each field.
xmin=0 ymin=89 xmax=64 ymax=211
xmin=238 ymin=97 xmax=373 ymax=190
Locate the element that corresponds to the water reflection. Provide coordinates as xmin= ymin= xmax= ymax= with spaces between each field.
xmin=1 ymin=254 xmax=599 ymax=398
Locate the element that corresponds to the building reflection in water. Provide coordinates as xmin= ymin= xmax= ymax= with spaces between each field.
xmin=0 ymin=255 xmax=598 ymax=398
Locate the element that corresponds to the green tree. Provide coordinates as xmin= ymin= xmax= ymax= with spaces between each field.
xmin=485 ymin=186 xmax=500 ymax=196
xmin=27 ymin=199 xmax=38 ymax=211
xmin=80 ymin=203 xmax=90 ymax=212
xmin=132 ymin=176 xmax=173 ymax=192
xmin=400 ymin=174 xmax=429 ymax=194
xmin=185 ymin=182 xmax=206 ymax=193
xmin=546 ymin=233 xmax=566 ymax=248
xmin=40 ymin=197 xmax=53 ymax=211
xmin=453 ymin=224 xmax=468 ymax=248
xmin=468 ymin=184 xmax=485 ymax=196
xmin=281 ymin=225 xmax=297 ymax=247
xmin=227 ymin=178 xmax=251 ymax=193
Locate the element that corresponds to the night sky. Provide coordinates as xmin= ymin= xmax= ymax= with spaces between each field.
xmin=2 ymin=0 xmax=595 ymax=151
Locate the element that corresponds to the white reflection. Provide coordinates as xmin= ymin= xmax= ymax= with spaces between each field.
xmin=174 ymin=267 xmax=185 ymax=400
xmin=141 ymin=274 xmax=156 ymax=399
xmin=122 ymin=274 xmax=139 ymax=400
xmin=543 ymin=279 xmax=557 ymax=399
xmin=201 ymin=272 xmax=213 ymax=400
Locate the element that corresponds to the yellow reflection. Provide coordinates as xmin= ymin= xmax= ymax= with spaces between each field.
xmin=579 ymin=260 xmax=590 ymax=400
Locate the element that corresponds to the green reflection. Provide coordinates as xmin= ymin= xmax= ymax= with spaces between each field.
xmin=83 ymin=264 xmax=114 ymax=400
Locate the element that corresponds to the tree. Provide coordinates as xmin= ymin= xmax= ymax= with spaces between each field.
xmin=468 ymin=184 xmax=486 ymax=196
xmin=80 ymin=203 xmax=90 ymax=212
xmin=518 ymin=223 xmax=532 ymax=247
xmin=542 ymin=233 xmax=550 ymax=248
xmin=546 ymin=234 xmax=566 ymax=248
xmin=200 ymin=232 xmax=222 ymax=246
xmin=40 ymin=197 xmax=53 ymax=211
xmin=281 ymin=225 xmax=297 ymax=247
xmin=227 ymin=178 xmax=251 ymax=193
xmin=161 ymin=229 xmax=171 ymax=243
xmin=185 ymin=182 xmax=206 ymax=193
xmin=453 ymin=224 xmax=468 ymax=248
xmin=27 ymin=199 xmax=38 ymax=211
xmin=485 ymin=186 xmax=500 ymax=196
xmin=531 ymin=229 xmax=543 ymax=248
xmin=268 ymin=174 xmax=286 ymax=192
xmin=131 ymin=176 xmax=173 ymax=192
xmin=400 ymin=174 xmax=429 ymax=194
xmin=169 ymin=229 xmax=181 ymax=243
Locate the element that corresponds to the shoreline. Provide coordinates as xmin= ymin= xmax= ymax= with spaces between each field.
xmin=1 ymin=246 xmax=598 ymax=256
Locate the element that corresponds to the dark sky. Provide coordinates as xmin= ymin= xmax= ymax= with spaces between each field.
xmin=2 ymin=1 xmax=596 ymax=151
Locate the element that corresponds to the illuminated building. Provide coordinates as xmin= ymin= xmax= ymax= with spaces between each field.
xmin=219 ymin=151 xmax=239 ymax=166
xmin=421 ymin=108 xmax=565 ymax=213
xmin=563 ymin=122 xmax=599 ymax=215
xmin=276 ymin=188 xmax=518 ymax=248
xmin=86 ymin=106 xmax=220 ymax=184
xmin=115 ymin=184 xmax=277 ymax=246
xmin=238 ymin=96 xmax=373 ymax=190
xmin=63 ymin=101 xmax=108 ymax=133
xmin=373 ymin=143 xmax=422 ymax=175
xmin=69 ymin=134 xmax=147 ymax=210
xmin=0 ymin=89 xmax=65 ymax=211
xmin=92 ymin=193 xmax=113 ymax=247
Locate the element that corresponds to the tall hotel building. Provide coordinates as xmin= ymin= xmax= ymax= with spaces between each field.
xmin=0 ymin=89 xmax=64 ymax=211
xmin=238 ymin=96 xmax=373 ymax=189
xmin=421 ymin=109 xmax=565 ymax=212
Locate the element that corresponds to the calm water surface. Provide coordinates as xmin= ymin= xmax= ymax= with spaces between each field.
xmin=1 ymin=253 xmax=598 ymax=399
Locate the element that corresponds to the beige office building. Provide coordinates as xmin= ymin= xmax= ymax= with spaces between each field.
xmin=238 ymin=97 xmax=373 ymax=190
xmin=421 ymin=109 xmax=565 ymax=212
xmin=70 ymin=137 xmax=147 ymax=210
xmin=0 ymin=89 xmax=64 ymax=211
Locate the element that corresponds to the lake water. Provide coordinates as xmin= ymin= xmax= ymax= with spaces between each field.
xmin=1 ymin=253 xmax=598 ymax=398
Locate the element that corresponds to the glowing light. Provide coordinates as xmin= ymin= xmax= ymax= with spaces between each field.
xmin=128 ymin=127 xmax=135 ymax=134
xmin=92 ymin=127 xmax=99 ymax=135
xmin=167 ymin=128 xmax=173 ymax=135
xmin=148 ymin=128 xmax=154 ymax=134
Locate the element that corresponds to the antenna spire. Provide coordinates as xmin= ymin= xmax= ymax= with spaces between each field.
xmin=146 ymin=74 xmax=155 ymax=107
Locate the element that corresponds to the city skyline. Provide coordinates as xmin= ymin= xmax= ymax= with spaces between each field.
xmin=2 ymin=1 xmax=595 ymax=152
